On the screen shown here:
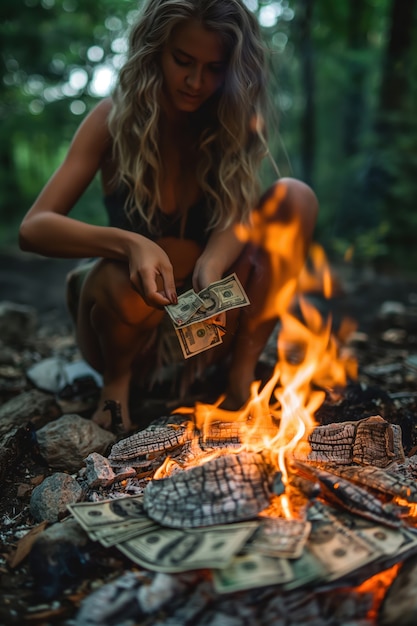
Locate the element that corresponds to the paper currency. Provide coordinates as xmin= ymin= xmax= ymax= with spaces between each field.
xmin=212 ymin=552 xmax=293 ymax=594
xmin=68 ymin=495 xmax=147 ymax=530
xmin=283 ymin=546 xmax=328 ymax=590
xmin=166 ymin=273 xmax=250 ymax=329
xmin=164 ymin=288 xmax=205 ymax=327
xmin=117 ymin=522 xmax=258 ymax=573
xmin=307 ymin=517 xmax=381 ymax=581
xmin=174 ymin=321 xmax=223 ymax=359
xmin=320 ymin=504 xmax=408 ymax=557
xmin=89 ymin=519 xmax=158 ymax=547
xmin=165 ymin=274 xmax=250 ymax=358
xmin=244 ymin=517 xmax=311 ymax=559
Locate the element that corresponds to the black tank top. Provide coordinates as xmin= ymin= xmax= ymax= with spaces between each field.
xmin=103 ymin=187 xmax=211 ymax=247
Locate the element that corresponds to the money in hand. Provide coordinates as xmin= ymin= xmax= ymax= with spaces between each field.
xmin=166 ymin=273 xmax=250 ymax=329
xmin=165 ymin=273 xmax=250 ymax=359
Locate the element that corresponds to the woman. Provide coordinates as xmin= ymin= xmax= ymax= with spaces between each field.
xmin=19 ymin=0 xmax=318 ymax=432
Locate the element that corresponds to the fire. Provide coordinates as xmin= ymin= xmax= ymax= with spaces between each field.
xmin=354 ymin=564 xmax=400 ymax=621
xmin=164 ymin=240 xmax=357 ymax=518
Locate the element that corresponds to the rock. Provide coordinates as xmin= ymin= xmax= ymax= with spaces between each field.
xmin=75 ymin=571 xmax=147 ymax=626
xmin=36 ymin=414 xmax=116 ymax=472
xmin=84 ymin=453 xmax=116 ymax=488
xmin=30 ymin=518 xmax=91 ymax=600
xmin=0 ymin=389 xmax=61 ymax=438
xmin=30 ymin=472 xmax=83 ymax=522
xmin=0 ymin=300 xmax=37 ymax=345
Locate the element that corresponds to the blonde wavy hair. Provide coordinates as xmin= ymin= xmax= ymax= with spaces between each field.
xmin=109 ymin=0 xmax=268 ymax=233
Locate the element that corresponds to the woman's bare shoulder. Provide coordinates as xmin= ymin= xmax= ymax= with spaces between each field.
xmin=70 ymin=98 xmax=114 ymax=152
xmin=82 ymin=97 xmax=114 ymax=132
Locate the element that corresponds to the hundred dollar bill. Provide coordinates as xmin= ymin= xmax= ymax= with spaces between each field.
xmin=165 ymin=273 xmax=250 ymax=329
xmin=175 ymin=320 xmax=223 ymax=359
xmin=244 ymin=517 xmax=311 ymax=559
xmin=212 ymin=552 xmax=293 ymax=594
xmin=68 ymin=495 xmax=148 ymax=530
xmin=117 ymin=522 xmax=258 ymax=573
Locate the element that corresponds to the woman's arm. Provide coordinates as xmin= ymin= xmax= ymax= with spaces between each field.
xmin=20 ymin=98 xmax=120 ymax=258
xmin=19 ymin=99 xmax=177 ymax=307
xmin=192 ymin=222 xmax=246 ymax=291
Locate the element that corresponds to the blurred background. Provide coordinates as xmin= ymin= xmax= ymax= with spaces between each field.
xmin=1 ymin=0 xmax=417 ymax=274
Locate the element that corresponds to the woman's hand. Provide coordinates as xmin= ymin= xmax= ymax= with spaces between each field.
xmin=192 ymin=253 xmax=226 ymax=329
xmin=192 ymin=253 xmax=223 ymax=293
xmin=126 ymin=235 xmax=178 ymax=308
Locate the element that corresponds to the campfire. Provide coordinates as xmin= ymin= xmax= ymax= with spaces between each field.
xmin=64 ymin=245 xmax=417 ymax=625
xmin=2 ymin=245 xmax=417 ymax=625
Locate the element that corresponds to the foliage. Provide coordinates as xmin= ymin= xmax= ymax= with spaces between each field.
xmin=1 ymin=0 xmax=417 ymax=273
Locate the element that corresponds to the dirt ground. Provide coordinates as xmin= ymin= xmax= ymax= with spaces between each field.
xmin=0 ymin=249 xmax=75 ymax=322
xmin=1 ymin=247 xmax=417 ymax=625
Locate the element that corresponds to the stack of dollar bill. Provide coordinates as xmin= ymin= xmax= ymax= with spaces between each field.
xmin=165 ymin=273 xmax=250 ymax=358
xmin=68 ymin=495 xmax=417 ymax=594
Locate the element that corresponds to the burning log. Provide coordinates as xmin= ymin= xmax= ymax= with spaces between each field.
xmin=291 ymin=461 xmax=404 ymax=528
xmin=324 ymin=464 xmax=417 ymax=503
xmin=295 ymin=415 xmax=405 ymax=467
xmin=108 ymin=423 xmax=192 ymax=469
xmin=143 ymin=451 xmax=278 ymax=528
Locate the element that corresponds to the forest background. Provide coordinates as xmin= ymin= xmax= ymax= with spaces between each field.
xmin=1 ymin=0 xmax=416 ymax=274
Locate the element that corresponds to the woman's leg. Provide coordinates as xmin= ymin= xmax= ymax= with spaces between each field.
xmin=223 ymin=178 xmax=319 ymax=409
xmin=76 ymin=259 xmax=164 ymax=431
xmin=69 ymin=238 xmax=203 ymax=431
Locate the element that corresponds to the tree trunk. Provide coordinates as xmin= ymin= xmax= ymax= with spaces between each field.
xmin=297 ymin=0 xmax=316 ymax=186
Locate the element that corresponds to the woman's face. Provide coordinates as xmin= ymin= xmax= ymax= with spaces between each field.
xmin=160 ymin=19 xmax=227 ymax=115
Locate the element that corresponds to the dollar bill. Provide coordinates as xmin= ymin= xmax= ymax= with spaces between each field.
xmin=212 ymin=552 xmax=293 ymax=594
xmin=307 ymin=517 xmax=381 ymax=582
xmin=184 ymin=273 xmax=250 ymax=326
xmin=89 ymin=519 xmax=158 ymax=547
xmin=165 ymin=289 xmax=205 ymax=327
xmin=174 ymin=320 xmax=223 ymax=359
xmin=166 ymin=273 xmax=250 ymax=329
xmin=283 ymin=546 xmax=328 ymax=590
xmin=165 ymin=273 xmax=250 ymax=358
xmin=117 ymin=522 xmax=258 ymax=573
xmin=319 ymin=505 xmax=408 ymax=557
xmin=244 ymin=517 xmax=311 ymax=559
xmin=68 ymin=495 xmax=148 ymax=530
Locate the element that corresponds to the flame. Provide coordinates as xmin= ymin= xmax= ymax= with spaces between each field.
xmin=354 ymin=564 xmax=400 ymax=621
xmin=160 ymin=189 xmax=357 ymax=518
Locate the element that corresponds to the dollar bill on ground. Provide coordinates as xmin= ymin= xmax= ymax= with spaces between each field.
xmin=117 ymin=522 xmax=258 ymax=573
xmin=283 ymin=546 xmax=328 ymax=590
xmin=165 ymin=273 xmax=250 ymax=329
xmin=67 ymin=495 xmax=148 ymax=531
xmin=175 ymin=320 xmax=223 ymax=359
xmin=89 ymin=519 xmax=158 ymax=547
xmin=307 ymin=517 xmax=382 ymax=582
xmin=319 ymin=504 xmax=408 ymax=557
xmin=244 ymin=517 xmax=311 ymax=559
xmin=212 ymin=552 xmax=293 ymax=594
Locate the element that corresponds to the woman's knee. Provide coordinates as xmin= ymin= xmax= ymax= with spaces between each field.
xmin=82 ymin=259 xmax=148 ymax=327
xmin=261 ymin=177 xmax=318 ymax=233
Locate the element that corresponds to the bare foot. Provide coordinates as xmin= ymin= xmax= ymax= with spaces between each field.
xmin=92 ymin=375 xmax=133 ymax=432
